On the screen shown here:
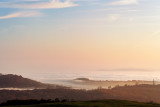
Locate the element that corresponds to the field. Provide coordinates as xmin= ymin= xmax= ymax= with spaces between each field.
xmin=2 ymin=100 xmax=160 ymax=107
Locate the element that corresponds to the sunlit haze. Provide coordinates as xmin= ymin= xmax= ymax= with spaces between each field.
xmin=1 ymin=0 xmax=160 ymax=82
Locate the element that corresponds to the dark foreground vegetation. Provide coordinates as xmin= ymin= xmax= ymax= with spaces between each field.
xmin=0 ymin=99 xmax=66 ymax=106
xmin=1 ymin=85 xmax=160 ymax=104
xmin=1 ymin=99 xmax=160 ymax=107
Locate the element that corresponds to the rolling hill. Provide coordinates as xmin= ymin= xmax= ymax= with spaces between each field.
xmin=0 ymin=74 xmax=63 ymax=89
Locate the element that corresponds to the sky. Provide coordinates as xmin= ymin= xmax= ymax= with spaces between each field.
xmin=0 ymin=0 xmax=160 ymax=77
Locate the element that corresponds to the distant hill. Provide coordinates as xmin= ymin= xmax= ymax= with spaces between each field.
xmin=0 ymin=74 xmax=47 ymax=88
xmin=69 ymin=78 xmax=160 ymax=89
xmin=74 ymin=78 xmax=90 ymax=81
xmin=0 ymin=74 xmax=63 ymax=89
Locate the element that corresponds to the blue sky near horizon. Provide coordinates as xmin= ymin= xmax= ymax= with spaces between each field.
xmin=1 ymin=0 xmax=160 ymax=77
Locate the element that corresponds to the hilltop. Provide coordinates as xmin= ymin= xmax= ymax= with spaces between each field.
xmin=0 ymin=74 xmax=46 ymax=88
xmin=0 ymin=74 xmax=66 ymax=89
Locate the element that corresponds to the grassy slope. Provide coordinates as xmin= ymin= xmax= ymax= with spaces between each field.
xmin=3 ymin=100 xmax=160 ymax=107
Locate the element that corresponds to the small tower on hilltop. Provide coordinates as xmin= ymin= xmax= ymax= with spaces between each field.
xmin=153 ymin=79 xmax=155 ymax=85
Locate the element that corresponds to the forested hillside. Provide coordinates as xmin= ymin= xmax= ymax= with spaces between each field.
xmin=0 ymin=85 xmax=160 ymax=104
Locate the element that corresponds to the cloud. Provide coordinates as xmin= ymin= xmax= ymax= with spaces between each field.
xmin=0 ymin=11 xmax=41 ymax=19
xmin=23 ymin=0 xmax=40 ymax=1
xmin=152 ymin=31 xmax=160 ymax=36
xmin=70 ymin=0 xmax=98 ymax=1
xmin=12 ymin=0 xmax=41 ymax=1
xmin=108 ymin=0 xmax=138 ymax=5
xmin=0 ymin=0 xmax=78 ymax=9
xmin=129 ymin=18 xmax=134 ymax=22
xmin=96 ymin=68 xmax=154 ymax=72
xmin=107 ymin=14 xmax=120 ymax=22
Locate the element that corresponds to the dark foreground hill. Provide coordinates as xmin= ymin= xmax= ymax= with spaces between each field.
xmin=1 ymin=100 xmax=160 ymax=107
xmin=1 ymin=85 xmax=160 ymax=104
